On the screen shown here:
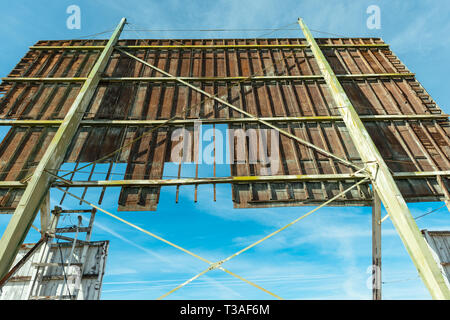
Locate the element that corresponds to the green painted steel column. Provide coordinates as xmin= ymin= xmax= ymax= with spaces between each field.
xmin=298 ymin=18 xmax=450 ymax=300
xmin=372 ymin=191 xmax=382 ymax=300
xmin=0 ymin=18 xmax=127 ymax=280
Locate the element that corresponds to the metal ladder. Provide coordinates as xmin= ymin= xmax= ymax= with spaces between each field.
xmin=26 ymin=207 xmax=96 ymax=300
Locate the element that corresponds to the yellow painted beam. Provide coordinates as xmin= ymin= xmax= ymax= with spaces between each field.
xmin=0 ymin=114 xmax=447 ymax=127
xmin=1 ymin=73 xmax=416 ymax=84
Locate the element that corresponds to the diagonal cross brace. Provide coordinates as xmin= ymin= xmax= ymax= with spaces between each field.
xmin=56 ymin=177 xmax=367 ymax=300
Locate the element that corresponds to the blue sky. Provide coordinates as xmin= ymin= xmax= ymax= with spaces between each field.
xmin=0 ymin=0 xmax=449 ymax=300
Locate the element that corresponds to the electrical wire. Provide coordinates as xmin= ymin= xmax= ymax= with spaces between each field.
xmin=103 ymin=273 xmax=348 ymax=286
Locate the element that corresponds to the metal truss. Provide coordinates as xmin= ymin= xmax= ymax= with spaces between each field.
xmin=115 ymin=47 xmax=362 ymax=172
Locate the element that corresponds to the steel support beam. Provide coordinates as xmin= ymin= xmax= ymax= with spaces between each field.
xmin=0 ymin=18 xmax=127 ymax=280
xmin=117 ymin=48 xmax=361 ymax=171
xmin=299 ymin=18 xmax=450 ymax=299
xmin=0 ymin=114 xmax=447 ymax=127
xmin=29 ymin=43 xmax=390 ymax=51
xmin=0 ymin=171 xmax=447 ymax=188
xmin=372 ymin=190 xmax=382 ymax=300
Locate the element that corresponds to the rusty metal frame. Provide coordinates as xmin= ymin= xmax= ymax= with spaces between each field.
xmin=299 ymin=18 xmax=450 ymax=299
xmin=0 ymin=18 xmax=127 ymax=280
xmin=155 ymin=177 xmax=371 ymax=298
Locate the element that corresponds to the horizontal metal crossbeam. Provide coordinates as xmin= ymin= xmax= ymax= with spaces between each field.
xmin=29 ymin=43 xmax=390 ymax=51
xmin=0 ymin=17 xmax=128 ymax=281
xmin=118 ymin=47 xmax=363 ymax=171
xmin=0 ymin=171 xmax=447 ymax=188
xmin=1 ymin=73 xmax=416 ymax=83
xmin=0 ymin=114 xmax=447 ymax=127
xmin=299 ymin=18 xmax=450 ymax=299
